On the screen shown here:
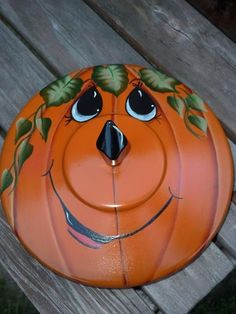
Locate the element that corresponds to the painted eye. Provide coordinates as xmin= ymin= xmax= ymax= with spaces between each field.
xmin=71 ymin=87 xmax=102 ymax=122
xmin=126 ymin=87 xmax=157 ymax=121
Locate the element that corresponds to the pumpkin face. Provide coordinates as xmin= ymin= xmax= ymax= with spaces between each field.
xmin=0 ymin=64 xmax=233 ymax=288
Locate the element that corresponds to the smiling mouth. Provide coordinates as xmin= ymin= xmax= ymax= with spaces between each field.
xmin=46 ymin=163 xmax=179 ymax=249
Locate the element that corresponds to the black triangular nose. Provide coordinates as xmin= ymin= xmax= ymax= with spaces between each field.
xmin=96 ymin=120 xmax=128 ymax=161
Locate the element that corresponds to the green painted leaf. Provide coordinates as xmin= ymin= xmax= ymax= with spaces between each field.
xmin=185 ymin=93 xmax=206 ymax=112
xmin=17 ymin=140 xmax=33 ymax=172
xmin=140 ymin=68 xmax=180 ymax=92
xmin=188 ymin=115 xmax=208 ymax=133
xmin=167 ymin=95 xmax=185 ymax=116
xmin=40 ymin=75 xmax=83 ymax=107
xmin=92 ymin=64 xmax=128 ymax=96
xmin=15 ymin=118 xmax=32 ymax=143
xmin=0 ymin=169 xmax=13 ymax=194
xmin=36 ymin=118 xmax=52 ymax=141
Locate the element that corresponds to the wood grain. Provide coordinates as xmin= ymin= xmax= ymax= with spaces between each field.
xmin=143 ymin=243 xmax=233 ymax=314
xmin=187 ymin=0 xmax=236 ymax=43
xmin=0 ymin=21 xmax=55 ymax=131
xmin=83 ymin=0 xmax=236 ymax=142
xmin=232 ymin=192 xmax=236 ymax=205
xmin=0 ymin=0 xmax=148 ymax=132
xmin=229 ymin=140 xmax=236 ymax=191
xmin=0 ymin=0 xmax=147 ymax=75
xmin=217 ymin=202 xmax=236 ymax=258
xmin=0 ymin=0 xmax=235 ymax=312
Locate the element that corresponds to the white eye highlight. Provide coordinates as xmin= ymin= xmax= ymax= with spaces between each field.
xmin=126 ymin=88 xmax=157 ymax=121
xmin=71 ymin=87 xmax=102 ymax=122
xmin=126 ymin=98 xmax=156 ymax=121
xmin=71 ymin=101 xmax=99 ymax=122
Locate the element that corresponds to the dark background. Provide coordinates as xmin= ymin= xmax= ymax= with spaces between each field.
xmin=187 ymin=0 xmax=236 ymax=43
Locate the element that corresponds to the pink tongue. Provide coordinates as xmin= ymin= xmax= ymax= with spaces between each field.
xmin=68 ymin=227 xmax=102 ymax=249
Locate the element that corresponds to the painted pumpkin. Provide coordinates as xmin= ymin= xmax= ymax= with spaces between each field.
xmin=0 ymin=64 xmax=233 ymax=288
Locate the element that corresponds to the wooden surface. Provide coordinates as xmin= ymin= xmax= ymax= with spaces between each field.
xmin=187 ymin=0 xmax=236 ymax=43
xmin=217 ymin=202 xmax=236 ymax=258
xmin=143 ymin=244 xmax=233 ymax=314
xmin=0 ymin=20 xmax=55 ymax=131
xmin=84 ymin=0 xmax=236 ymax=142
xmin=229 ymin=140 xmax=236 ymax=190
xmin=0 ymin=0 xmax=236 ymax=313
xmin=0 ymin=0 xmax=147 ymax=75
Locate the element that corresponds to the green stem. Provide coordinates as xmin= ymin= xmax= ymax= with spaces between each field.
xmin=183 ymin=104 xmax=201 ymax=139
xmin=9 ymin=103 xmax=46 ymax=193
xmin=173 ymin=93 xmax=202 ymax=139
xmin=10 ymin=134 xmax=32 ymax=193
xmin=25 ymin=103 xmax=46 ymax=121
xmin=70 ymin=70 xmax=82 ymax=79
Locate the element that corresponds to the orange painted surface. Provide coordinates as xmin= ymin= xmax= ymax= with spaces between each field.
xmin=0 ymin=65 xmax=233 ymax=288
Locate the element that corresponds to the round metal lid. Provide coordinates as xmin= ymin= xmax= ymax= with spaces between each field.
xmin=0 ymin=64 xmax=233 ymax=288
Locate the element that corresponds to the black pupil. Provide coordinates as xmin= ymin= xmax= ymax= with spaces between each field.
xmin=128 ymin=87 xmax=156 ymax=115
xmin=76 ymin=87 xmax=102 ymax=116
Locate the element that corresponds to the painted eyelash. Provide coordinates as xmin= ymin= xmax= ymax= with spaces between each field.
xmin=128 ymin=78 xmax=143 ymax=88
xmin=64 ymin=114 xmax=73 ymax=126
xmin=64 ymin=109 xmax=161 ymax=124
xmin=156 ymin=113 xmax=162 ymax=124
